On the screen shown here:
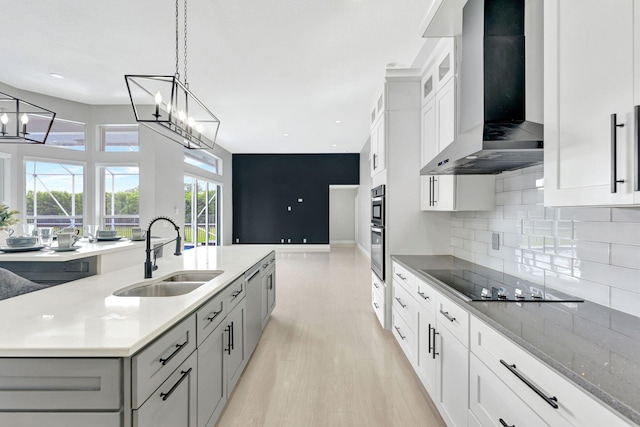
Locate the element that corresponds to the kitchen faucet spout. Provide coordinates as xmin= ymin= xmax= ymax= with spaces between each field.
xmin=144 ymin=216 xmax=182 ymax=279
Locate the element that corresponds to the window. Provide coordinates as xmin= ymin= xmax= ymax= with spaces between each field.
xmin=184 ymin=149 xmax=219 ymax=174
xmin=100 ymin=125 xmax=139 ymax=152
xmin=25 ymin=160 xmax=84 ymax=230
xmin=102 ymin=166 xmax=139 ymax=237
xmin=184 ymin=176 xmax=219 ymax=247
xmin=45 ymin=118 xmax=86 ymax=151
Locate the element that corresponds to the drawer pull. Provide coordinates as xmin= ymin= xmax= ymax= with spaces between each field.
xmin=160 ymin=368 xmax=192 ymax=401
xmin=159 ymin=341 xmax=187 ymax=366
xmin=373 ymin=302 xmax=379 ymax=309
xmin=439 ymin=309 xmax=456 ymax=322
xmin=395 ymin=273 xmax=407 ymax=281
xmin=499 ymin=419 xmax=514 ymax=427
xmin=429 ymin=324 xmax=439 ymax=359
xmin=262 ymin=263 xmax=269 ymax=268
xmin=231 ymin=287 xmax=243 ymax=299
xmin=417 ymin=291 xmax=430 ymax=300
xmin=500 ymin=359 xmax=558 ymax=409
xmin=207 ymin=310 xmax=222 ymax=322
xmin=395 ymin=297 xmax=407 ymax=308
xmin=394 ymin=326 xmax=406 ymax=340
xmin=248 ymin=269 xmax=261 ymax=281
xmin=225 ymin=324 xmax=232 ymax=355
xmin=374 ymin=282 xmax=380 ymax=289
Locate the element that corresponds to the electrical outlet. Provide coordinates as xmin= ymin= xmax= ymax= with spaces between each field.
xmin=492 ymin=232 xmax=500 ymax=250
xmin=298 ymin=198 xmax=303 ymax=203
xmin=287 ymin=238 xmax=291 ymax=243
xmin=287 ymin=206 xmax=292 ymax=211
xmin=303 ymin=238 xmax=307 ymax=243
xmin=235 ymin=238 xmax=239 ymax=243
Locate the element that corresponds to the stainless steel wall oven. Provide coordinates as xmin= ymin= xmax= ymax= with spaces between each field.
xmin=370 ymin=185 xmax=385 ymax=280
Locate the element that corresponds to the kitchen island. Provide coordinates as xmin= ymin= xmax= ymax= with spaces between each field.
xmin=0 ymin=245 xmax=276 ymax=427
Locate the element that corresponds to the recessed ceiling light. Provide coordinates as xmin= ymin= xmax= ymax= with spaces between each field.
xmin=49 ymin=73 xmax=65 ymax=79
xmin=283 ymin=133 xmax=289 ymax=137
xmin=465 ymin=155 xmax=478 ymax=160
xmin=331 ymin=144 xmax=337 ymax=147
xmin=335 ymin=120 xmax=341 ymax=124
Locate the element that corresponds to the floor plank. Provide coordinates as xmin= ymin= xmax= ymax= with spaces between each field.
xmin=216 ymin=246 xmax=446 ymax=427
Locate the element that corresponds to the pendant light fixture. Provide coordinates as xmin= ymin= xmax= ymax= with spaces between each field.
xmin=125 ymin=0 xmax=220 ymax=150
xmin=0 ymin=92 xmax=56 ymax=144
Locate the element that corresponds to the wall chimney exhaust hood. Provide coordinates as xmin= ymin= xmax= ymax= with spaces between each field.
xmin=421 ymin=0 xmax=543 ymax=175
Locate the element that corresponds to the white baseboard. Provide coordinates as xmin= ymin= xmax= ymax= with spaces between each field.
xmin=330 ymin=240 xmax=356 ymax=245
xmin=357 ymin=244 xmax=370 ymax=258
xmin=274 ymin=244 xmax=330 ymax=252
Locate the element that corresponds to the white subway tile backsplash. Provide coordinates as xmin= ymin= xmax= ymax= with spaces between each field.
xmin=611 ymin=288 xmax=640 ymax=317
xmin=611 ymin=244 xmax=640 ymax=269
xmin=612 ymin=207 xmax=640 ymax=222
xmin=446 ymin=166 xmax=640 ymax=316
xmin=575 ymin=222 xmax=640 ymax=246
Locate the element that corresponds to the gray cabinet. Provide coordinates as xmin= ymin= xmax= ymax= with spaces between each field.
xmin=197 ymin=322 xmax=227 ymax=427
xmin=133 ymin=351 xmax=198 ymax=427
xmin=245 ymin=261 xmax=263 ymax=358
xmin=226 ymin=298 xmax=245 ymax=394
xmin=261 ymin=253 xmax=276 ymax=328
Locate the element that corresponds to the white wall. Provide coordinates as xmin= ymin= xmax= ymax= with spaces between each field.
xmin=329 ymin=186 xmax=357 ymax=244
xmin=0 ymin=82 xmax=233 ymax=245
xmin=450 ymin=164 xmax=640 ymax=317
xmin=357 ymin=139 xmax=372 ymax=254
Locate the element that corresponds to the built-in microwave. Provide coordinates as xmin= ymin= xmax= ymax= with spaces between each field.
xmin=371 ymin=185 xmax=385 ymax=226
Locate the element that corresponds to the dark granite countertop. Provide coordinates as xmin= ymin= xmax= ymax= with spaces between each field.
xmin=392 ymin=255 xmax=640 ymax=426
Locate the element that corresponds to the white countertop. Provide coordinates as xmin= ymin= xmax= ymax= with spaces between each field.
xmin=0 ymin=245 xmax=273 ymax=357
xmin=0 ymin=237 xmax=169 ymax=262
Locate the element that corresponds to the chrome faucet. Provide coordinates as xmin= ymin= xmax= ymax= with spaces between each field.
xmin=144 ymin=216 xmax=182 ymax=279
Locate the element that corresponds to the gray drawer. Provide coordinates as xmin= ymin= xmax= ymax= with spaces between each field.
xmin=196 ymin=291 xmax=226 ymax=346
xmin=226 ymin=275 xmax=245 ymax=312
xmin=132 ymin=314 xmax=196 ymax=408
xmin=0 ymin=358 xmax=121 ymax=411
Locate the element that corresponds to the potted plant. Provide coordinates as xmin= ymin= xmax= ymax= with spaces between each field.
xmin=0 ymin=203 xmax=20 ymax=229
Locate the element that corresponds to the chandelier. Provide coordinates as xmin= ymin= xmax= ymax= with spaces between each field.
xmin=125 ymin=0 xmax=220 ymax=150
xmin=0 ymin=92 xmax=56 ymax=144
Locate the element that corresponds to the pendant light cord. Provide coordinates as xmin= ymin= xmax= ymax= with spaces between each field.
xmin=175 ymin=0 xmax=180 ymax=80
xmin=174 ymin=0 xmax=189 ymax=88
xmin=184 ymin=0 xmax=189 ymax=88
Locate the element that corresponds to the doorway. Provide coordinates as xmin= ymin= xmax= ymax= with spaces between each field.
xmin=329 ymin=185 xmax=358 ymax=245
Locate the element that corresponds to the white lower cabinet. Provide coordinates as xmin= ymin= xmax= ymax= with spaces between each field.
xmin=436 ymin=324 xmax=469 ymax=427
xmin=371 ymin=271 xmax=386 ymax=328
xmin=469 ymin=353 xmax=548 ymax=427
xmin=134 ymin=351 xmax=198 ymax=427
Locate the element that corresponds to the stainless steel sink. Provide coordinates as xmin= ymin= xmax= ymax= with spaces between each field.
xmin=114 ymin=270 xmax=223 ymax=297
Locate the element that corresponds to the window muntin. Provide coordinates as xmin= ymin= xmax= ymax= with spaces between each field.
xmin=100 ymin=125 xmax=139 ymax=152
xmin=25 ymin=160 xmax=84 ymax=230
xmin=102 ymin=166 xmax=139 ymax=237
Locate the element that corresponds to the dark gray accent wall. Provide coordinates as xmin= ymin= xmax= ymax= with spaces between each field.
xmin=233 ymin=154 xmax=359 ymax=244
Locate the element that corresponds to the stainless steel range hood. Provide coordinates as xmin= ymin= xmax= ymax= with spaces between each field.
xmin=421 ymin=0 xmax=543 ymax=175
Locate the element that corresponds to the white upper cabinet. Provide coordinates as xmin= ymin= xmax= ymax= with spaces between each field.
xmin=370 ymin=87 xmax=387 ymax=177
xmin=544 ymin=0 xmax=640 ymax=206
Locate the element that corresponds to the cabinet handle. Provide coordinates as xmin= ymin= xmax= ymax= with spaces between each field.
xmin=439 ymin=309 xmax=456 ymax=323
xmin=159 ymin=341 xmax=187 ymax=366
xmin=230 ymin=321 xmax=235 ymax=350
xmin=248 ymin=269 xmax=261 ymax=281
xmin=269 ymin=276 xmax=273 ymax=290
xmin=395 ymin=297 xmax=407 ymax=308
xmin=431 ymin=325 xmax=439 ymax=359
xmin=225 ymin=325 xmax=232 ymax=355
xmin=611 ymin=113 xmax=626 ymax=193
xmin=394 ymin=325 xmax=406 ymax=340
xmin=430 ymin=176 xmax=434 ymax=206
xmin=373 ymin=302 xmax=379 ymax=309
xmin=231 ymin=285 xmax=243 ymax=299
xmin=417 ymin=291 xmax=430 ymax=300
xmin=499 ymin=419 xmax=514 ymax=427
xmin=428 ymin=323 xmax=433 ymax=355
xmin=160 ymin=367 xmax=192 ymax=401
xmin=433 ymin=177 xmax=438 ymax=205
xmin=395 ymin=273 xmax=406 ymax=281
xmin=207 ymin=310 xmax=222 ymax=322
xmin=373 ymin=282 xmax=380 ymax=289
xmin=635 ymin=106 xmax=640 ymax=191
xmin=262 ymin=263 xmax=269 ymax=268
xmin=500 ymin=359 xmax=558 ymax=409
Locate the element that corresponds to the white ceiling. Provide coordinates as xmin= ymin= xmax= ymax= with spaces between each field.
xmin=0 ymin=0 xmax=434 ymax=154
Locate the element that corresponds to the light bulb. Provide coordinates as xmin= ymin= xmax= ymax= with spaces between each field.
xmin=188 ymin=117 xmax=195 ymax=127
xmin=178 ymin=110 xmax=186 ymax=122
xmin=0 ymin=114 xmax=8 ymax=125
xmin=154 ymin=92 xmax=162 ymax=105
xmin=166 ymin=103 xmax=172 ymax=114
xmin=20 ymin=114 xmax=29 ymax=124
xmin=196 ymin=124 xmax=204 ymax=133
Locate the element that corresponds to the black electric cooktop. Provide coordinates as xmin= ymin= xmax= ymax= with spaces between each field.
xmin=420 ymin=268 xmax=584 ymax=303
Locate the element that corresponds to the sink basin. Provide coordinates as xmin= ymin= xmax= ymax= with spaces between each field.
xmin=114 ymin=270 xmax=223 ymax=297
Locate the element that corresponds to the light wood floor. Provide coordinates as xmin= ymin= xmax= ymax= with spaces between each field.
xmin=216 ymin=246 xmax=446 ymax=427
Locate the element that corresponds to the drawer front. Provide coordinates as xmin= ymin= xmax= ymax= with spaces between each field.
xmin=226 ymin=275 xmax=245 ymax=312
xmin=436 ymin=292 xmax=469 ymax=346
xmin=392 ymin=261 xmax=416 ymax=294
xmin=196 ymin=292 xmax=226 ymax=346
xmin=392 ymin=307 xmax=417 ymax=367
xmin=372 ymin=281 xmax=385 ymax=328
xmin=471 ymin=317 xmax=631 ymax=427
xmin=470 ymin=353 xmax=549 ymax=427
xmin=392 ymin=281 xmax=418 ymax=333
xmin=415 ymin=277 xmax=438 ymax=313
xmin=0 ymin=412 xmax=121 ymax=427
xmin=0 ymin=358 xmax=121 ymax=410
xmin=133 ymin=314 xmax=197 ymax=408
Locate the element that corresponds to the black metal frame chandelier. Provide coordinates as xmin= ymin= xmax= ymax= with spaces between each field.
xmin=125 ymin=0 xmax=220 ymax=150
xmin=0 ymin=91 xmax=56 ymax=144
